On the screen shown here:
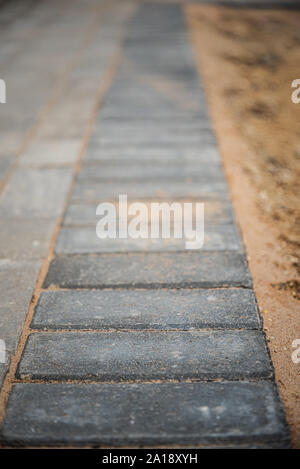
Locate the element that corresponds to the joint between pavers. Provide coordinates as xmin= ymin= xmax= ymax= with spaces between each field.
xmin=11 ymin=376 xmax=277 ymax=386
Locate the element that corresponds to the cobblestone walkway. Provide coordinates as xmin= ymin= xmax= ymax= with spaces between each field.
xmin=0 ymin=2 xmax=290 ymax=447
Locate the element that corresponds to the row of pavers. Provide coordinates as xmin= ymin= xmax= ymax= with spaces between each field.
xmin=1 ymin=4 xmax=289 ymax=447
xmin=0 ymin=0 xmax=134 ymax=387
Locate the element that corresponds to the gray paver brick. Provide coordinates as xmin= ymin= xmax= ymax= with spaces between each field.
xmin=84 ymin=143 xmax=220 ymax=163
xmin=92 ymin=123 xmax=211 ymax=136
xmin=54 ymin=225 xmax=241 ymax=254
xmin=20 ymin=140 xmax=81 ymax=167
xmin=0 ymin=156 xmax=12 ymax=184
xmin=44 ymin=252 xmax=252 ymax=289
xmin=17 ymin=330 xmax=272 ymax=381
xmin=72 ymin=180 xmax=228 ymax=201
xmin=0 ymin=259 xmax=41 ymax=355
xmin=0 ymin=168 xmax=72 ymax=217
xmin=0 ymin=363 xmax=8 ymax=389
xmin=77 ymin=161 xmax=224 ymax=181
xmin=1 ymin=381 xmax=289 ymax=447
xmin=87 ymin=134 xmax=213 ymax=146
xmin=0 ymin=218 xmax=57 ymax=259
xmin=63 ymin=200 xmax=234 ymax=226
xmin=32 ymin=288 xmax=260 ymax=330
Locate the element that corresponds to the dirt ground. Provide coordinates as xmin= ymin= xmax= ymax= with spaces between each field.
xmin=186 ymin=5 xmax=300 ymax=447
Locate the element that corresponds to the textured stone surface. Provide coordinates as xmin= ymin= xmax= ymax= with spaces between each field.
xmin=55 ymin=225 xmax=241 ymax=254
xmin=0 ymin=363 xmax=8 ymax=389
xmin=0 ymin=0 xmax=290 ymax=448
xmin=1 ymin=381 xmax=290 ymax=447
xmin=17 ymin=330 xmax=272 ymax=381
xmin=0 ymin=259 xmax=41 ymax=355
xmin=84 ymin=144 xmax=220 ymax=163
xmin=64 ymin=200 xmax=234 ymax=225
xmin=77 ymin=161 xmax=224 ymax=181
xmin=0 ymin=156 xmax=11 ymax=184
xmin=0 ymin=218 xmax=57 ymax=259
xmin=32 ymin=288 xmax=260 ymax=330
xmin=0 ymin=168 xmax=72 ymax=217
xmin=72 ymin=180 xmax=228 ymax=201
xmin=87 ymin=134 xmax=213 ymax=146
xmin=44 ymin=252 xmax=252 ymax=289
xmin=91 ymin=123 xmax=211 ymax=138
xmin=20 ymin=140 xmax=81 ymax=167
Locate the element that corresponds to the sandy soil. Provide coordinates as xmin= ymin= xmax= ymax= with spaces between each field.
xmin=186 ymin=4 xmax=300 ymax=447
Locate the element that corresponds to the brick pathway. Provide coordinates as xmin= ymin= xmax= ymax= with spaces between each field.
xmin=0 ymin=2 xmax=290 ymax=448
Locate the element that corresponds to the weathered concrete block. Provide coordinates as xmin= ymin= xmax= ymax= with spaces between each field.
xmin=63 ymin=200 xmax=234 ymax=226
xmin=32 ymin=288 xmax=260 ymax=330
xmin=44 ymin=252 xmax=252 ymax=289
xmin=1 ymin=382 xmax=289 ymax=447
xmin=54 ymin=225 xmax=241 ymax=254
xmin=0 ymin=168 xmax=72 ymax=217
xmin=17 ymin=330 xmax=272 ymax=381
xmin=71 ymin=180 xmax=227 ymax=201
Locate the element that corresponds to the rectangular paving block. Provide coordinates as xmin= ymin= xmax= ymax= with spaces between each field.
xmin=0 ymin=259 xmax=41 ymax=355
xmin=20 ymin=139 xmax=81 ymax=167
xmin=1 ymin=381 xmax=289 ymax=447
xmin=17 ymin=330 xmax=272 ymax=381
xmin=44 ymin=252 xmax=252 ymax=289
xmin=101 ymin=76 xmax=205 ymax=111
xmin=77 ymin=161 xmax=224 ymax=181
xmin=0 ymin=218 xmax=57 ymax=260
xmin=95 ymin=115 xmax=210 ymax=126
xmin=0 ymin=168 xmax=73 ymax=217
xmin=84 ymin=143 xmax=220 ymax=163
xmin=71 ymin=181 xmax=228 ymax=201
xmin=0 ymin=363 xmax=8 ymax=390
xmin=54 ymin=225 xmax=242 ymax=254
xmin=0 ymin=155 xmax=12 ymax=184
xmin=32 ymin=288 xmax=260 ymax=330
xmin=91 ymin=119 xmax=213 ymax=134
xmin=92 ymin=123 xmax=211 ymax=137
xmin=98 ymin=106 xmax=207 ymax=119
xmin=86 ymin=130 xmax=216 ymax=147
xmin=63 ymin=200 xmax=234 ymax=226
xmin=87 ymin=134 xmax=213 ymax=146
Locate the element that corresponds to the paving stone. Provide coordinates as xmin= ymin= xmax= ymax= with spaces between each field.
xmin=32 ymin=288 xmax=260 ymax=330
xmin=100 ymin=83 xmax=206 ymax=119
xmin=77 ymin=161 xmax=224 ymax=181
xmin=95 ymin=115 xmax=209 ymax=125
xmin=1 ymin=381 xmax=289 ymax=447
xmin=72 ymin=181 xmax=228 ymax=202
xmin=0 ymin=168 xmax=73 ymax=217
xmin=0 ymin=363 xmax=8 ymax=389
xmin=92 ymin=123 xmax=210 ymax=136
xmin=54 ymin=225 xmax=241 ymax=254
xmin=44 ymin=252 xmax=252 ymax=289
xmin=64 ymin=200 xmax=234 ymax=226
xmin=20 ymin=139 xmax=81 ymax=167
xmin=17 ymin=330 xmax=272 ymax=381
xmin=84 ymin=144 xmax=220 ymax=163
xmin=99 ymin=108 xmax=209 ymax=119
xmin=0 ymin=155 xmax=12 ymax=183
xmin=89 ymin=132 xmax=212 ymax=146
xmin=0 ymin=259 xmax=41 ymax=355
xmin=0 ymin=218 xmax=57 ymax=259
